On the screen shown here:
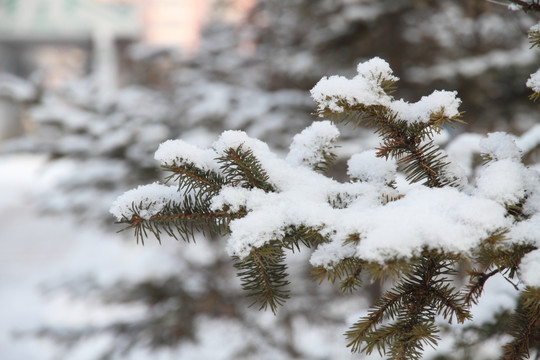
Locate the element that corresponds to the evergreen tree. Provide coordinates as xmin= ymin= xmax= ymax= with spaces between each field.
xmin=6 ymin=1 xmax=540 ymax=358
xmin=113 ymin=35 xmax=540 ymax=360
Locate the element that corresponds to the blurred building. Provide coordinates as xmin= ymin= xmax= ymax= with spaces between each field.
xmin=0 ymin=0 xmax=142 ymax=85
xmin=0 ymin=0 xmax=254 ymax=139
xmin=0 ymin=0 xmax=254 ymax=82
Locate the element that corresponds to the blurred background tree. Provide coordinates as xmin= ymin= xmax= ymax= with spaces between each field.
xmin=0 ymin=0 xmax=539 ymax=359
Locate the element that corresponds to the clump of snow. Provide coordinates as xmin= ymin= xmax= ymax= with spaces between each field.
xmin=509 ymin=213 xmax=540 ymax=247
xmin=310 ymin=57 xmax=397 ymax=113
xmin=212 ymin=130 xmax=271 ymax=158
xmin=523 ymin=188 xmax=540 ymax=216
xmin=347 ymin=150 xmax=396 ymax=184
xmin=440 ymin=157 xmax=468 ymax=189
xmin=508 ymin=3 xmax=522 ymax=11
xmin=311 ymin=57 xmax=461 ymax=124
xmin=352 ymin=187 xmax=508 ymax=263
xmin=311 ymin=186 xmax=508 ymax=267
xmin=155 ymin=139 xmax=220 ymax=171
xmin=474 ymin=133 xmax=536 ymax=206
xmin=526 ymin=69 xmax=540 ymax=93
xmin=286 ymin=120 xmax=340 ymax=168
xmin=355 ymin=57 xmax=399 ymax=83
xmin=479 ymin=132 xmax=522 ymax=161
xmin=310 ymin=76 xmax=383 ymax=113
xmin=211 ymin=186 xmax=265 ymax=213
xmin=446 ymin=133 xmax=483 ymax=177
xmin=529 ymin=22 xmax=540 ymax=35
xmin=110 ymin=183 xmax=182 ymax=220
xmin=310 ymin=241 xmax=357 ymax=269
xmin=391 ymin=90 xmax=461 ymax=123
xmin=475 ymin=160 xmax=531 ymax=205
xmin=519 ymin=247 xmax=540 ymax=287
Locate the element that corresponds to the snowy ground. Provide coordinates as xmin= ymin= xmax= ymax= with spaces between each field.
xmin=0 ymin=154 xmax=183 ymax=359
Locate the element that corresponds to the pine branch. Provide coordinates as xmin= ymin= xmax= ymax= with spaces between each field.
xmin=363 ymin=258 xmax=413 ymax=284
xmin=397 ymin=140 xmax=450 ymax=188
xmin=312 ymin=148 xmax=338 ymax=174
xmin=218 ymin=145 xmax=276 ymax=192
xmin=475 ymin=235 xmax=536 ymax=279
xmin=530 ymin=91 xmax=540 ymax=103
xmin=312 ymin=257 xmax=366 ymax=293
xmin=430 ymin=282 xmax=472 ymax=324
xmin=346 ymin=284 xmax=416 ymax=353
xmin=502 ymin=287 xmax=540 ymax=360
xmin=388 ymin=321 xmax=441 ymax=360
xmin=281 ymin=225 xmax=327 ymax=252
xmin=506 ymin=196 xmax=529 ymax=222
xmin=346 ymin=252 xmax=470 ymax=359
xmin=233 ymin=241 xmax=290 ymax=314
xmin=324 ymin=99 xmax=461 ymax=188
xmin=321 ymin=103 xmax=392 ymax=130
xmin=161 ymin=162 xmax=224 ymax=197
xmin=314 ymin=69 xmax=465 ymax=189
xmin=119 ymin=198 xmax=244 ymax=244
xmin=463 ymin=268 xmax=500 ymax=306
xmin=530 ymin=31 xmax=540 ymax=50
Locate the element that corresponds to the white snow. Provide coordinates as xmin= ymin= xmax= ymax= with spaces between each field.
xmin=310 ymin=74 xmax=383 ymax=113
xmin=475 ymin=160 xmax=531 ymax=205
xmin=155 ymin=139 xmax=220 ymax=171
xmin=110 ymin=183 xmax=183 ymax=220
xmin=445 ymin=133 xmax=483 ymax=177
xmin=479 ymin=132 xmax=522 ymax=161
xmin=311 ymin=57 xmax=461 ymax=124
xmin=530 ymin=22 xmax=540 ymax=35
xmin=310 ymin=57 xmax=397 ymax=113
xmin=356 ymin=57 xmax=399 ymax=83
xmin=509 ymin=213 xmax=540 ymax=247
xmin=473 ymin=131 xmax=539 ymax=208
xmin=310 ymin=241 xmax=357 ymax=269
xmin=309 ymin=186 xmax=508 ymax=267
xmin=212 ymin=129 xmax=272 ymax=158
xmin=347 ymin=150 xmax=397 ymax=184
xmin=390 ymin=90 xmax=461 ymax=123
xmin=527 ymin=68 xmax=540 ymax=93
xmin=440 ymin=155 xmax=468 ymax=189
xmin=520 ymin=248 xmax=540 ymax=287
xmin=286 ymin=120 xmax=340 ymax=168
xmin=349 ymin=187 xmax=508 ymax=263
xmin=523 ymin=188 xmax=540 ymax=216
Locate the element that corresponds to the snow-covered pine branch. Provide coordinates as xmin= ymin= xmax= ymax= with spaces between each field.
xmin=112 ymin=57 xmax=540 ymax=359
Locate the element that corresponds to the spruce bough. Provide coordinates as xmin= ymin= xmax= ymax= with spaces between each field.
xmin=112 ymin=57 xmax=540 ymax=359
